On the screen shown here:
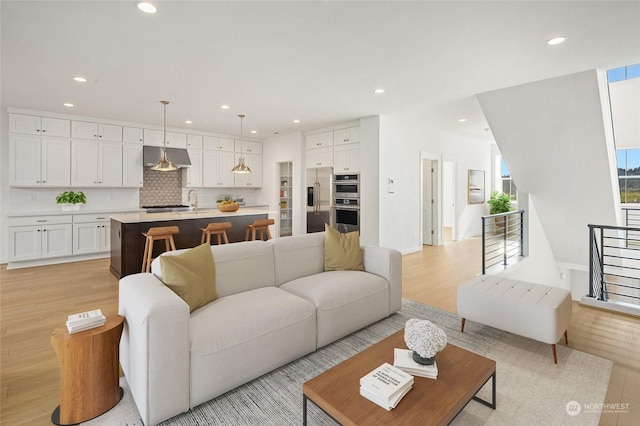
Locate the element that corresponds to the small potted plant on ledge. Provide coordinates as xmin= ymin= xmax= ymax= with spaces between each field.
xmin=487 ymin=191 xmax=512 ymax=229
xmin=56 ymin=191 xmax=86 ymax=211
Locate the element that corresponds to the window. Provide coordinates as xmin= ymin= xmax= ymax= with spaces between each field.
xmin=607 ymin=63 xmax=640 ymax=83
xmin=501 ymin=157 xmax=517 ymax=201
xmin=617 ymin=149 xmax=640 ymax=203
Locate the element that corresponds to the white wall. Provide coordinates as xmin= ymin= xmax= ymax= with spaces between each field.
xmin=478 ymin=70 xmax=620 ymax=267
xmin=609 ymin=77 xmax=640 ymax=149
xmin=378 ymin=106 xmax=494 ymax=254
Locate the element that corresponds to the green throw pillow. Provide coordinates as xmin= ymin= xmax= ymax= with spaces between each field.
xmin=324 ymin=224 xmax=364 ymax=271
xmin=160 ymin=243 xmax=218 ymax=312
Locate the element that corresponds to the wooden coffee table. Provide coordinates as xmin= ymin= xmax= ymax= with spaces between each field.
xmin=303 ymin=329 xmax=496 ymax=425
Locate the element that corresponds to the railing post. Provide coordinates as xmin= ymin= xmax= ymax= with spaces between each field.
xmin=588 ymin=225 xmax=594 ymax=298
xmin=519 ymin=210 xmax=524 ymax=257
xmin=599 ymin=228 xmax=606 ymax=302
xmin=481 ymin=216 xmax=486 ymax=274
xmin=503 ymin=214 xmax=508 ymax=266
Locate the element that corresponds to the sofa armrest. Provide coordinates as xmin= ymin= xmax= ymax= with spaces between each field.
xmin=362 ymin=246 xmax=402 ymax=314
xmin=119 ymin=273 xmax=190 ymax=425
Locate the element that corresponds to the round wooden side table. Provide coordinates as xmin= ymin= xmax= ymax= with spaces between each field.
xmin=51 ymin=314 xmax=124 ymax=425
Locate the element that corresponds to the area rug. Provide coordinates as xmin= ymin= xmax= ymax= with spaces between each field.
xmin=83 ymin=299 xmax=612 ymax=426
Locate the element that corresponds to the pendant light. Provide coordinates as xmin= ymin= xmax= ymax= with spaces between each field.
xmin=231 ymin=114 xmax=252 ymax=174
xmin=151 ymin=100 xmax=177 ymax=171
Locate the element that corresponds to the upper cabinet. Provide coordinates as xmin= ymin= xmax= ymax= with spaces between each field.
xmin=10 ymin=114 xmax=70 ymax=137
xmin=306 ymin=146 xmax=334 ymax=168
xmin=71 ymin=121 xmax=122 ymax=142
xmin=234 ymin=139 xmax=262 ymax=155
xmin=143 ymin=129 xmax=187 ymax=148
xmin=334 ymin=143 xmax=360 ymax=173
xmin=333 ymin=126 xmax=360 ymax=145
xmin=71 ymin=140 xmax=122 ymax=187
xmin=233 ymin=153 xmax=262 ymax=187
xmin=203 ymin=136 xmax=234 ymax=151
xmin=305 ymin=131 xmax=333 ymax=149
xmin=9 ymin=135 xmax=70 ymax=186
xmin=123 ymin=127 xmax=144 ymax=144
xmin=187 ymin=134 xmax=203 ymax=150
xmin=123 ymin=144 xmax=144 ymax=187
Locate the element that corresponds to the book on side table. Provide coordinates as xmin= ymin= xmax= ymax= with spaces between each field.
xmin=66 ymin=309 xmax=106 ymax=334
xmin=393 ymin=348 xmax=438 ymax=379
xmin=359 ymin=362 xmax=413 ymax=410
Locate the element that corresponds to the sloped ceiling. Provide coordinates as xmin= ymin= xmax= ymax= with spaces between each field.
xmin=478 ymin=70 xmax=619 ymax=265
xmin=1 ymin=1 xmax=639 ymax=137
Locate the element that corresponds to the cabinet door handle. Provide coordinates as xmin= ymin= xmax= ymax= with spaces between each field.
xmin=42 ymin=129 xmax=46 ymax=133
xmin=42 ymin=180 xmax=46 ymax=183
xmin=36 ymin=129 xmax=41 ymax=132
xmin=37 ymin=220 xmax=47 ymax=222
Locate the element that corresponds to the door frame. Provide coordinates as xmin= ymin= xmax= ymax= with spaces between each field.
xmin=443 ymin=157 xmax=458 ymax=242
xmin=419 ymin=151 xmax=442 ymax=246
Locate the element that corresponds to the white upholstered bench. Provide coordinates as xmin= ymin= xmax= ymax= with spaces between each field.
xmin=457 ymin=275 xmax=572 ymax=363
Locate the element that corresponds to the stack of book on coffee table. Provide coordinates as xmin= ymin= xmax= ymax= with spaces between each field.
xmin=393 ymin=348 xmax=439 ymax=379
xmin=66 ymin=309 xmax=106 ymax=334
xmin=359 ymin=362 xmax=413 ymax=410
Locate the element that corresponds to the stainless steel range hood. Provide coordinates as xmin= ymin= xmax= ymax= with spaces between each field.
xmin=143 ymin=146 xmax=191 ymax=168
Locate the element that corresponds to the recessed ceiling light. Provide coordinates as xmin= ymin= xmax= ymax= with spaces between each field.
xmin=374 ymin=88 xmax=385 ymax=94
xmin=546 ymin=36 xmax=567 ymax=45
xmin=458 ymin=118 xmax=468 ymax=122
xmin=63 ymin=103 xmax=74 ymax=107
xmin=73 ymin=76 xmax=87 ymax=82
xmin=221 ymin=105 xmax=230 ymax=110
xmin=137 ymin=2 xmax=157 ymax=14
xmin=185 ymin=120 xmax=192 ymax=124
xmin=250 ymin=130 xmax=257 ymax=134
xmin=293 ymin=119 xmax=300 ymax=124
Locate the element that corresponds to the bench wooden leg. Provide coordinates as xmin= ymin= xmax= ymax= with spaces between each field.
xmin=461 ymin=318 xmax=466 ymax=333
xmin=551 ymin=344 xmax=558 ymax=364
xmin=564 ymin=330 xmax=568 ymax=345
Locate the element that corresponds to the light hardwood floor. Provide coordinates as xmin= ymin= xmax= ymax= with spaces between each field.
xmin=1 ymin=238 xmax=639 ymax=425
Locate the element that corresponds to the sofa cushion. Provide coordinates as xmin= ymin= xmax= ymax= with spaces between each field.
xmin=271 ymin=232 xmax=326 ymax=286
xmin=280 ymin=270 xmax=390 ymax=347
xmin=324 ymin=224 xmax=363 ymax=271
xmin=159 ymin=243 xmax=217 ymax=312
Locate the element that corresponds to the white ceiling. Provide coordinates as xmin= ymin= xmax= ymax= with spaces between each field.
xmin=2 ymin=1 xmax=639 ymax=138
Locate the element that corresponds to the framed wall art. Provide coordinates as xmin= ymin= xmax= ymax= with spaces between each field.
xmin=468 ymin=169 xmax=485 ymax=204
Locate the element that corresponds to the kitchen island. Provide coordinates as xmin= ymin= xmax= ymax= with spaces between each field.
xmin=110 ymin=208 xmax=274 ymax=279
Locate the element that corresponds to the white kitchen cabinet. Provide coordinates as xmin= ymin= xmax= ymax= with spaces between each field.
xmin=186 ymin=149 xmax=203 ymax=187
xmin=9 ymin=135 xmax=70 ymax=186
xmin=9 ymin=216 xmax=73 ymax=262
xmin=71 ymin=140 xmax=123 ymax=186
xmin=233 ymin=153 xmax=262 ymax=187
xmin=123 ymin=126 xmax=144 ymax=144
xmin=187 ymin=134 xmax=203 ymax=149
xmin=143 ymin=129 xmax=187 ymax=148
xmin=333 ymin=126 xmax=360 ymax=145
xmin=203 ymin=136 xmax=234 ymax=151
xmin=306 ymin=146 xmax=334 ymax=168
xmin=123 ymin=144 xmax=144 ymax=187
xmin=72 ymin=215 xmax=111 ymax=255
xmin=71 ymin=121 xmax=122 ymax=142
xmin=305 ymin=131 xmax=333 ymax=149
xmin=333 ymin=143 xmax=360 ymax=173
xmin=203 ymin=150 xmax=236 ymax=187
xmin=9 ymin=113 xmax=70 ymax=137
xmin=234 ymin=139 xmax=262 ymax=155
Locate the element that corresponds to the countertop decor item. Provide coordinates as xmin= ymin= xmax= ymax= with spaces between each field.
xmin=487 ymin=191 xmax=512 ymax=214
xmin=217 ymin=201 xmax=240 ymax=212
xmin=56 ymin=191 xmax=86 ymax=211
xmin=404 ymin=318 xmax=447 ymax=365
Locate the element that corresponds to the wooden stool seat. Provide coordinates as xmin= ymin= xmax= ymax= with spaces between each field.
xmin=200 ymin=222 xmax=232 ymax=245
xmin=141 ymin=226 xmax=179 ymax=272
xmin=245 ymin=218 xmax=275 ymax=241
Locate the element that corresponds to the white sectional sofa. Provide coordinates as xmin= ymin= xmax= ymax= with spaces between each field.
xmin=119 ymin=232 xmax=402 ymax=425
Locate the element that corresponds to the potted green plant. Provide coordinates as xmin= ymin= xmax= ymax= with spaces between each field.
xmin=487 ymin=191 xmax=512 ymax=229
xmin=487 ymin=191 xmax=512 ymax=214
xmin=56 ymin=191 xmax=86 ymax=211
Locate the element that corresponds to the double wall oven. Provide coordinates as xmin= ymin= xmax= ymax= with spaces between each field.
xmin=333 ymin=173 xmax=360 ymax=233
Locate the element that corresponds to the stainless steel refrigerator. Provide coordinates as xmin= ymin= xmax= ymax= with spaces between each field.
xmin=306 ymin=167 xmax=333 ymax=233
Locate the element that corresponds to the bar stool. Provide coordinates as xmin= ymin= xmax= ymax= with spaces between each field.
xmin=141 ymin=226 xmax=180 ymax=272
xmin=200 ymin=222 xmax=232 ymax=245
xmin=245 ymin=219 xmax=275 ymax=241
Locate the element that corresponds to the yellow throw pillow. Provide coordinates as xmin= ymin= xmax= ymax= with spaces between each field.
xmin=160 ymin=243 xmax=218 ymax=312
xmin=324 ymin=224 xmax=364 ymax=271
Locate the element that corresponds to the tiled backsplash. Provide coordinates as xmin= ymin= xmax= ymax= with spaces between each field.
xmin=139 ymin=169 xmax=183 ymax=206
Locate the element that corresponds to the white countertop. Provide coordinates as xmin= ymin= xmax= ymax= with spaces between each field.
xmin=110 ymin=208 xmax=275 ymax=224
xmin=7 ymin=208 xmax=145 ymax=218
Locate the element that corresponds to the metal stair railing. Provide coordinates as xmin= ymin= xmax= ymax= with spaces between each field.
xmin=481 ymin=210 xmax=525 ymax=274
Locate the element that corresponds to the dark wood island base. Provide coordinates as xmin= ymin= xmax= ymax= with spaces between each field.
xmin=110 ymin=211 xmax=268 ymax=279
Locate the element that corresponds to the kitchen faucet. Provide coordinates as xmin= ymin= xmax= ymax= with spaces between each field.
xmin=188 ymin=189 xmax=198 ymax=212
